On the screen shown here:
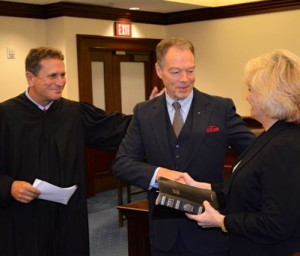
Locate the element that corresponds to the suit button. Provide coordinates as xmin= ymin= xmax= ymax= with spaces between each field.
xmin=175 ymin=155 xmax=179 ymax=159
xmin=176 ymin=144 xmax=180 ymax=148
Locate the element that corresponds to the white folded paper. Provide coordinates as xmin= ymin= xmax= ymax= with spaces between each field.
xmin=33 ymin=179 xmax=77 ymax=205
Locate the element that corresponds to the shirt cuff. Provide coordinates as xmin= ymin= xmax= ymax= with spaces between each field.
xmin=149 ymin=167 xmax=161 ymax=189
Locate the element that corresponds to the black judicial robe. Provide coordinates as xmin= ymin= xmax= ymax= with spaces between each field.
xmin=0 ymin=93 xmax=131 ymax=256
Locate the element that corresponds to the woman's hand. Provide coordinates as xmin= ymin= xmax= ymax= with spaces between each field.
xmin=156 ymin=168 xmax=187 ymax=184
xmin=186 ymin=201 xmax=225 ymax=229
xmin=175 ymin=172 xmax=211 ymax=190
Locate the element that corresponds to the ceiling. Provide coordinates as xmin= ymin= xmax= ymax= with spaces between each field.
xmin=3 ymin=0 xmax=266 ymax=13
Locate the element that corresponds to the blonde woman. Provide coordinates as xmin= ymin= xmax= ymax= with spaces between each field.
xmin=180 ymin=49 xmax=300 ymax=256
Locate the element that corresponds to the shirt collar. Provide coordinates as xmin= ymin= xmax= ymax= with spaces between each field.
xmin=25 ymin=88 xmax=53 ymax=111
xmin=165 ymin=89 xmax=193 ymax=114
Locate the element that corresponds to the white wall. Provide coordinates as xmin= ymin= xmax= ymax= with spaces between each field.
xmin=0 ymin=16 xmax=46 ymax=101
xmin=166 ymin=9 xmax=300 ymax=115
xmin=0 ymin=16 xmax=165 ymax=102
xmin=0 ymin=9 xmax=300 ymax=116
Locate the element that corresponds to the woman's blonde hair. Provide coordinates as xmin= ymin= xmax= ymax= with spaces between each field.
xmin=244 ymin=49 xmax=300 ymax=123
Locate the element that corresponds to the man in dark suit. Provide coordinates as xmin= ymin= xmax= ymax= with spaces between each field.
xmin=112 ymin=38 xmax=255 ymax=256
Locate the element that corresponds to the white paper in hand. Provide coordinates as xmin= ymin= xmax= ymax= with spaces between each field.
xmin=33 ymin=179 xmax=77 ymax=205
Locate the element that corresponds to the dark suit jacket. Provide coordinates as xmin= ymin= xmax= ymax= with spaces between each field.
xmin=113 ymin=88 xmax=254 ymax=254
xmin=219 ymin=121 xmax=300 ymax=256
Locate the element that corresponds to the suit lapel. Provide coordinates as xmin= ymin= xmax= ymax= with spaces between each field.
xmin=225 ymin=121 xmax=288 ymax=193
xmin=182 ymin=89 xmax=211 ymax=170
xmin=149 ymin=89 xmax=214 ymax=170
xmin=150 ymin=94 xmax=174 ymax=167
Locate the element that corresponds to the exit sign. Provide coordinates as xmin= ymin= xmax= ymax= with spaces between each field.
xmin=114 ymin=22 xmax=132 ymax=37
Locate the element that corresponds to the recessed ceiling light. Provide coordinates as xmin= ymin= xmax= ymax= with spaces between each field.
xmin=129 ymin=7 xmax=140 ymax=10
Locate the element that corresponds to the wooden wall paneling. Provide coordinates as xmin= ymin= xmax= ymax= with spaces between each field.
xmin=1 ymin=0 xmax=300 ymax=25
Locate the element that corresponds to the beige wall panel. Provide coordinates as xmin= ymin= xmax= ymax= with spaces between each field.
xmin=166 ymin=9 xmax=300 ymax=116
xmin=0 ymin=9 xmax=300 ymax=117
xmin=0 ymin=17 xmax=46 ymax=102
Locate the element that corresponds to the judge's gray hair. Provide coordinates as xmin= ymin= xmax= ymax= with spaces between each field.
xmin=25 ymin=47 xmax=64 ymax=75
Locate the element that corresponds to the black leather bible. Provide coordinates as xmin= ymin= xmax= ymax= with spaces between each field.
xmin=155 ymin=177 xmax=219 ymax=215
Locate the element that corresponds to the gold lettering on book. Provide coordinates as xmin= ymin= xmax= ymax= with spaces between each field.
xmin=172 ymin=189 xmax=181 ymax=195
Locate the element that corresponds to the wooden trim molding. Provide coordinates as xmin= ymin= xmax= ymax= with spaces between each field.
xmin=0 ymin=1 xmax=45 ymax=19
xmin=0 ymin=0 xmax=299 ymax=25
xmin=165 ymin=0 xmax=300 ymax=24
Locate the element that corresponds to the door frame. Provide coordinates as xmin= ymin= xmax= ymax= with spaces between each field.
xmin=76 ymin=35 xmax=162 ymax=196
xmin=76 ymin=35 xmax=162 ymax=106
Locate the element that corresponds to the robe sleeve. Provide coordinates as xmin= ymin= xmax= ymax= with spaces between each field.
xmin=79 ymin=102 xmax=132 ymax=151
xmin=0 ymin=106 xmax=14 ymax=206
xmin=0 ymin=176 xmax=14 ymax=206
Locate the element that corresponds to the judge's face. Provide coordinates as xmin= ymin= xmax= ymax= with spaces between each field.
xmin=26 ymin=58 xmax=66 ymax=106
xmin=155 ymin=46 xmax=195 ymax=100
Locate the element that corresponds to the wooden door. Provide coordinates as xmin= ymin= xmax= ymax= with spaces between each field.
xmin=77 ymin=35 xmax=162 ymax=196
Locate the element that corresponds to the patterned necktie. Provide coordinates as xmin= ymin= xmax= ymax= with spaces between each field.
xmin=172 ymin=102 xmax=184 ymax=137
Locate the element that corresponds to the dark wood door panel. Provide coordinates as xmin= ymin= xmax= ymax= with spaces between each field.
xmin=77 ymin=35 xmax=161 ymax=197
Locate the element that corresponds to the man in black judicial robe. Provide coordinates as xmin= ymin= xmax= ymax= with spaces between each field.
xmin=0 ymin=47 xmax=131 ymax=256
